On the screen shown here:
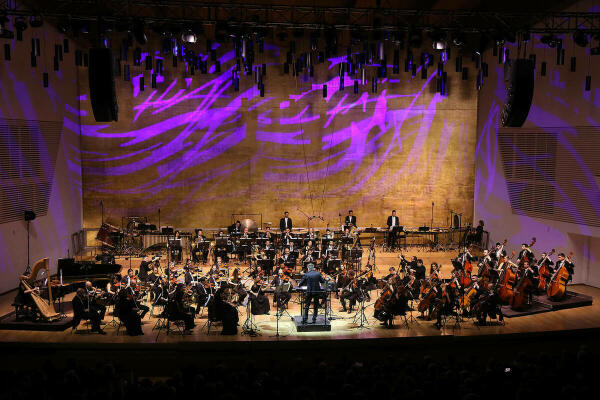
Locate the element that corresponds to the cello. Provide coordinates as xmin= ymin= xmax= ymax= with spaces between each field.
xmin=536 ymin=249 xmax=555 ymax=292
xmin=547 ymin=252 xmax=573 ymax=300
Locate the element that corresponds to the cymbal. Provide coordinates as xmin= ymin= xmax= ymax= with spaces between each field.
xmin=240 ymin=218 xmax=258 ymax=232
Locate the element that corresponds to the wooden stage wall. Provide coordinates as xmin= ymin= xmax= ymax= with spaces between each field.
xmin=76 ymin=36 xmax=478 ymax=230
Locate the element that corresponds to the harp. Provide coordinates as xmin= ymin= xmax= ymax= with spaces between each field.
xmin=19 ymin=258 xmax=60 ymax=321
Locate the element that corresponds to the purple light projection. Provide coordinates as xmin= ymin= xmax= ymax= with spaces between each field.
xmin=75 ymin=41 xmax=477 ymax=225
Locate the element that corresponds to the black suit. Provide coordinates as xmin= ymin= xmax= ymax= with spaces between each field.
xmin=72 ymin=294 xmax=102 ymax=331
xmin=345 ymin=215 xmax=357 ymax=227
xmin=386 ymin=215 xmax=400 ymax=247
xmin=298 ymin=270 xmax=325 ymax=323
xmin=280 ymin=217 xmax=293 ymax=231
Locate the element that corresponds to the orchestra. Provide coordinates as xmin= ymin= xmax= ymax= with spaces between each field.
xmin=55 ymin=211 xmax=575 ymax=336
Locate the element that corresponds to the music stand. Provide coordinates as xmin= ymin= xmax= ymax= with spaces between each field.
xmin=241 ymin=298 xmax=260 ymax=336
xmin=351 ymin=292 xmax=370 ymax=329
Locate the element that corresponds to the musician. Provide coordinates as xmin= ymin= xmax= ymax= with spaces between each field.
xmin=264 ymin=240 xmax=274 ymax=251
xmin=280 ymin=211 xmax=293 ymax=232
xmin=96 ymin=246 xmax=116 ymax=264
xmin=303 ymin=240 xmax=315 ymax=259
xmin=169 ymin=231 xmax=183 ymax=263
xmin=138 ymin=256 xmax=151 ymax=282
xmin=72 ymin=288 xmax=106 ymax=334
xmin=262 ymin=226 xmax=274 ymax=240
xmin=116 ymin=288 xmax=144 ymax=335
xmin=298 ymin=263 xmax=325 ymax=324
xmin=517 ymin=243 xmax=535 ymax=266
xmin=184 ymin=263 xmax=198 ymax=286
xmin=339 ymin=270 xmax=358 ymax=313
xmin=480 ymin=249 xmax=493 ymax=266
xmin=249 ymin=268 xmax=270 ymax=315
xmin=492 ymin=242 xmax=507 ymax=262
xmin=271 ymin=268 xmax=292 ymax=311
xmin=121 ymin=268 xmax=137 ymax=288
xmin=169 ymin=284 xmax=196 ymax=332
xmin=306 ymin=227 xmax=318 ymax=241
xmin=282 ymin=228 xmax=294 ymax=248
xmin=216 ymin=287 xmax=239 ymax=335
xmin=383 ymin=267 xmax=398 ymax=282
xmin=556 ymin=253 xmax=575 ymax=281
xmin=324 ymin=228 xmax=334 ymax=240
xmin=413 ymin=259 xmax=426 ymax=281
xmin=193 ymin=229 xmax=209 ymax=263
xmin=228 ymin=220 xmax=242 ymax=234
xmin=85 ymin=281 xmax=107 ymax=320
xmin=538 ymin=252 xmax=555 ymax=273
xmin=345 ymin=210 xmax=357 ymax=227
xmin=386 ymin=210 xmax=401 ymax=248
xmin=467 ymin=220 xmax=485 ymax=246
xmin=433 ymin=282 xmax=454 ymax=330
xmin=279 ymin=247 xmax=295 ymax=270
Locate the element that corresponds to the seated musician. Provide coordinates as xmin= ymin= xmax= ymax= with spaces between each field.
xmin=262 ymin=226 xmax=274 ymax=240
xmin=264 ymin=240 xmax=274 ymax=251
xmin=106 ymin=274 xmax=121 ymax=296
xmin=282 ymin=228 xmax=294 ymax=248
xmin=216 ymin=288 xmax=239 ymax=335
xmin=556 ymin=253 xmax=575 ymax=282
xmin=383 ymin=267 xmax=398 ymax=282
xmin=433 ymin=282 xmax=454 ymax=330
xmin=302 ymin=240 xmax=315 ymax=262
xmin=121 ymin=268 xmax=137 ymax=288
xmin=170 ymin=231 xmax=183 ymax=263
xmin=491 ymin=242 xmax=507 ymax=263
xmin=324 ymin=228 xmax=334 ymax=239
xmin=168 ymin=284 xmax=196 ymax=332
xmin=365 ymin=264 xmax=377 ymax=286
xmin=184 ymin=262 xmax=198 ymax=286
xmin=228 ymin=220 xmax=242 ymax=234
xmin=271 ymin=268 xmax=292 ymax=311
xmin=306 ymin=227 xmax=318 ymax=240
xmin=480 ymin=249 xmax=493 ymax=267
xmin=117 ymin=288 xmax=144 ymax=336
xmin=339 ymin=270 xmax=358 ymax=313
xmin=193 ymin=229 xmax=209 ymax=263
xmin=96 ymin=246 xmax=115 ymax=264
xmin=72 ymin=288 xmax=106 ymax=334
xmin=278 ymin=247 xmax=295 ymax=273
xmin=386 ymin=210 xmax=401 ymax=248
xmin=85 ymin=281 xmax=107 ymax=320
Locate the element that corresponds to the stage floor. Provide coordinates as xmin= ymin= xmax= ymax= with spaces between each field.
xmin=0 ymin=249 xmax=598 ymax=344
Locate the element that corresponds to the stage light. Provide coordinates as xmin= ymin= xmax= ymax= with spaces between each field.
xmin=452 ymin=32 xmax=466 ymax=48
xmin=573 ymin=30 xmax=589 ymax=48
xmin=132 ymin=20 xmax=147 ymax=45
xmin=29 ymin=15 xmax=43 ymax=28
xmin=540 ymin=34 xmax=559 ymax=48
xmin=377 ymin=42 xmax=385 ymax=61
xmin=430 ymin=30 xmax=447 ymax=51
xmin=182 ymin=29 xmax=197 ymax=43
xmin=433 ymin=40 xmax=447 ymax=51
xmin=14 ymin=17 xmax=27 ymax=32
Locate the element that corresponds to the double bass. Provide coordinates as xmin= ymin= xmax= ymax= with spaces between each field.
xmin=547 ymin=252 xmax=573 ymax=300
xmin=497 ymin=252 xmax=517 ymax=304
xmin=510 ymin=265 xmax=535 ymax=310
xmin=536 ymin=249 xmax=555 ymax=292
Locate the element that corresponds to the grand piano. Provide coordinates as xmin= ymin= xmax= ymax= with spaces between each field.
xmin=57 ymin=258 xmax=122 ymax=287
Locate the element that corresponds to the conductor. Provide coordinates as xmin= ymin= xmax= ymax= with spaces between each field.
xmin=298 ymin=263 xmax=325 ymax=324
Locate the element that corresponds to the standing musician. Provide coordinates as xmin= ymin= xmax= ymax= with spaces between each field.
xmin=491 ymin=242 xmax=507 ymax=263
xmin=72 ymin=288 xmax=106 ymax=334
xmin=345 ymin=210 xmax=357 ymax=228
xmin=386 ymin=210 xmax=401 ymax=249
xmin=517 ymin=243 xmax=535 ymax=267
xmin=298 ymin=263 xmax=326 ymax=324
xmin=138 ymin=256 xmax=151 ymax=282
xmin=537 ymin=252 xmax=555 ymax=274
xmin=555 ymin=253 xmax=575 ymax=281
xmin=280 ymin=211 xmax=293 ymax=232
xmin=413 ymin=259 xmax=426 ymax=281
xmin=480 ymin=249 xmax=493 ymax=267
xmin=184 ymin=262 xmax=198 ymax=286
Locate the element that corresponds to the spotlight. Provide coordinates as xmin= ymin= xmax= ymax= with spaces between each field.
xmin=451 ymin=32 xmax=466 ymax=48
xmin=133 ymin=20 xmax=147 ymax=45
xmin=181 ymin=29 xmax=197 ymax=43
xmin=573 ymin=30 xmax=588 ymax=48
xmin=430 ymin=29 xmax=447 ymax=50
xmin=14 ymin=17 xmax=27 ymax=32
xmin=432 ymin=39 xmax=447 ymax=51
xmin=29 ymin=15 xmax=43 ymax=28
xmin=540 ymin=34 xmax=559 ymax=48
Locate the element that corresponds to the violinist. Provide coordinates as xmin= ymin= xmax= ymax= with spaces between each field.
xmin=340 ymin=270 xmax=358 ymax=313
xmin=169 ymin=283 xmax=196 ymax=332
xmin=72 ymin=288 xmax=106 ymax=334
xmin=85 ymin=281 xmax=107 ymax=320
xmin=433 ymin=282 xmax=453 ymax=330
xmin=249 ymin=266 xmax=270 ymax=315
xmin=278 ymin=247 xmax=295 ymax=271
xmin=117 ymin=288 xmax=144 ymax=336
xmin=107 ymin=274 xmax=121 ymax=296
xmin=184 ymin=262 xmax=198 ymax=286
xmin=383 ymin=267 xmax=398 ymax=282
xmin=147 ymin=265 xmax=161 ymax=287
xmin=271 ymin=268 xmax=292 ymax=311
xmin=229 ymin=268 xmax=247 ymax=306
xmin=121 ymin=268 xmax=138 ymax=288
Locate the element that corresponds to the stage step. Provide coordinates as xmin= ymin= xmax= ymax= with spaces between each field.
xmin=293 ymin=315 xmax=332 ymax=332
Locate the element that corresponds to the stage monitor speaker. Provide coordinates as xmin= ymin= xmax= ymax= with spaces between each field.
xmin=501 ymin=58 xmax=534 ymax=127
xmin=89 ymin=48 xmax=118 ymax=122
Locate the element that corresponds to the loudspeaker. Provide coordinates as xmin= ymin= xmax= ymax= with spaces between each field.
xmin=501 ymin=58 xmax=534 ymax=127
xmin=89 ymin=48 xmax=118 ymax=122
